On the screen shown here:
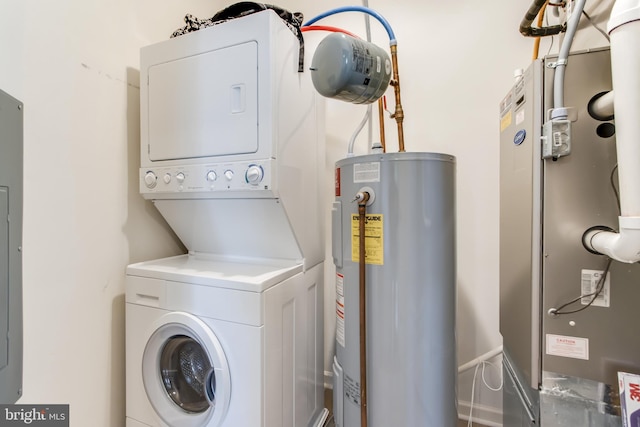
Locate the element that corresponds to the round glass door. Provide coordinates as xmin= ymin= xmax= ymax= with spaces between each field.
xmin=142 ymin=312 xmax=231 ymax=427
xmin=159 ymin=335 xmax=216 ymax=413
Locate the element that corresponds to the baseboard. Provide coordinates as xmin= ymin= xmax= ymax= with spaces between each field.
xmin=458 ymin=400 xmax=503 ymax=427
xmin=324 ymin=370 xmax=333 ymax=389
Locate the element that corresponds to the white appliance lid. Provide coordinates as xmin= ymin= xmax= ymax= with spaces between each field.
xmin=126 ymin=253 xmax=302 ymax=292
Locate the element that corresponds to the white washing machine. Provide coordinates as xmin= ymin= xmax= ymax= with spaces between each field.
xmin=127 ymin=9 xmax=326 ymax=427
xmin=125 ymin=254 xmax=324 ymax=427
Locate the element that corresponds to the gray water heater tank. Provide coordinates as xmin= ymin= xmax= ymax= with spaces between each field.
xmin=310 ymin=33 xmax=391 ymax=104
xmin=331 ymin=152 xmax=457 ymax=427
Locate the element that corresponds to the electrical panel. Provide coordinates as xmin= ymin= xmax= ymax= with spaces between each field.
xmin=0 ymin=89 xmax=23 ymax=403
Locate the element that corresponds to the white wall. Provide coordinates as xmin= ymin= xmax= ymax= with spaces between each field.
xmin=0 ymin=0 xmax=191 ymax=424
xmin=0 ymin=0 xmax=615 ymax=425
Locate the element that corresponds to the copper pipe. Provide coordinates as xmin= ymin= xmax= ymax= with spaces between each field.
xmin=357 ymin=191 xmax=370 ymax=427
xmin=377 ymin=98 xmax=386 ymax=153
xmin=390 ymin=44 xmax=406 ymax=152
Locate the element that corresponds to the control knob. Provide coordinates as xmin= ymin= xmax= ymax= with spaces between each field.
xmin=144 ymin=171 xmax=157 ymax=189
xmin=224 ymin=170 xmax=234 ymax=181
xmin=176 ymin=172 xmax=185 ymax=184
xmin=245 ymin=165 xmax=264 ymax=185
xmin=206 ymin=170 xmax=217 ymax=182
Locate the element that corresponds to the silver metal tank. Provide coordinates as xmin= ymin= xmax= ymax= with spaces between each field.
xmin=331 ymin=152 xmax=457 ymax=427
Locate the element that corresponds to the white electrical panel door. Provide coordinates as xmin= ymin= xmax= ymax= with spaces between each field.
xmin=147 ymin=41 xmax=259 ymax=161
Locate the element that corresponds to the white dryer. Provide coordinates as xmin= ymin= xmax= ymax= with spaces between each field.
xmin=125 ymin=254 xmax=324 ymax=427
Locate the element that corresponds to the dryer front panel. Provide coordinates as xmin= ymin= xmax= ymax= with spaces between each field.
xmin=142 ymin=312 xmax=231 ymax=427
xmin=147 ymin=41 xmax=258 ymax=162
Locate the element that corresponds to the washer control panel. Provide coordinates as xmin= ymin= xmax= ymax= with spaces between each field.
xmin=140 ymin=160 xmax=273 ymax=195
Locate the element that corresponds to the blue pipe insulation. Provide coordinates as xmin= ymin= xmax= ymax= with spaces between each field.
xmin=303 ymin=6 xmax=396 ymax=44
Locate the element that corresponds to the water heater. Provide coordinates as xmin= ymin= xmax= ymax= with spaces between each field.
xmin=331 ymin=152 xmax=457 ymax=427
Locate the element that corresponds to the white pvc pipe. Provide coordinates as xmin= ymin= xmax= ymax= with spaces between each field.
xmin=590 ymin=90 xmax=615 ymax=119
xmin=609 ymin=2 xmax=640 ymax=217
xmin=458 ymin=345 xmax=503 ymax=374
xmin=587 ymin=0 xmax=640 ymax=263
xmin=586 ymin=218 xmax=640 ymax=262
xmin=347 ymin=105 xmax=371 ymax=156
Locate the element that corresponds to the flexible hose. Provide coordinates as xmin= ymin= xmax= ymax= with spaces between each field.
xmin=552 ymin=0 xmax=587 ymax=119
xmin=520 ymin=0 xmax=565 ymax=37
xmin=303 ymin=6 xmax=396 ymax=44
xmin=532 ymin=1 xmax=549 ymax=59
xmin=300 ymin=25 xmax=360 ymax=39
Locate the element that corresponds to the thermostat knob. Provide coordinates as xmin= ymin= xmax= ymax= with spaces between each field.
xmin=144 ymin=171 xmax=157 ymax=188
xmin=206 ymin=170 xmax=217 ymax=182
xmin=245 ymin=165 xmax=264 ymax=185
xmin=163 ymin=173 xmax=171 ymax=184
xmin=224 ymin=170 xmax=234 ymax=181
xmin=176 ymin=172 xmax=185 ymax=184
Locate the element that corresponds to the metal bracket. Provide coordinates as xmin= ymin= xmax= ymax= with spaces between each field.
xmin=546 ymin=59 xmax=568 ymax=69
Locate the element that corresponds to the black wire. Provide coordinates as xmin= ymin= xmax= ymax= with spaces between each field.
xmin=549 ymin=258 xmax=613 ymax=316
xmin=552 ymin=160 xmax=621 ymax=315
xmin=610 ymin=164 xmax=621 ymax=215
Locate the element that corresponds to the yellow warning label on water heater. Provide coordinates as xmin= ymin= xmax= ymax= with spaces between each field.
xmin=351 ymin=214 xmax=384 ymax=265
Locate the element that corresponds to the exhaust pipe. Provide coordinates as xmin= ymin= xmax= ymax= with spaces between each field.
xmin=585 ymin=0 xmax=640 ymax=263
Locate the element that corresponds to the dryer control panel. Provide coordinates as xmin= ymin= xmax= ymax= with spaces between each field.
xmin=139 ymin=159 xmax=273 ymax=197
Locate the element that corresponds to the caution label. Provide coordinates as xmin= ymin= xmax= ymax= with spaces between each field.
xmin=344 ymin=373 xmax=361 ymax=406
xmin=351 ymin=213 xmax=384 ymax=265
xmin=546 ymin=334 xmax=589 ymax=360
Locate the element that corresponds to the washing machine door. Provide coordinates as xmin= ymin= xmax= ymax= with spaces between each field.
xmin=142 ymin=312 xmax=231 ymax=427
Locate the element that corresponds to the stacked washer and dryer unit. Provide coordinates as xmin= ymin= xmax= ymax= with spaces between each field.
xmin=125 ymin=10 xmax=326 ymax=427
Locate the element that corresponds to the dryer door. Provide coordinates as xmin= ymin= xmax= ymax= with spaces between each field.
xmin=142 ymin=312 xmax=231 ymax=427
